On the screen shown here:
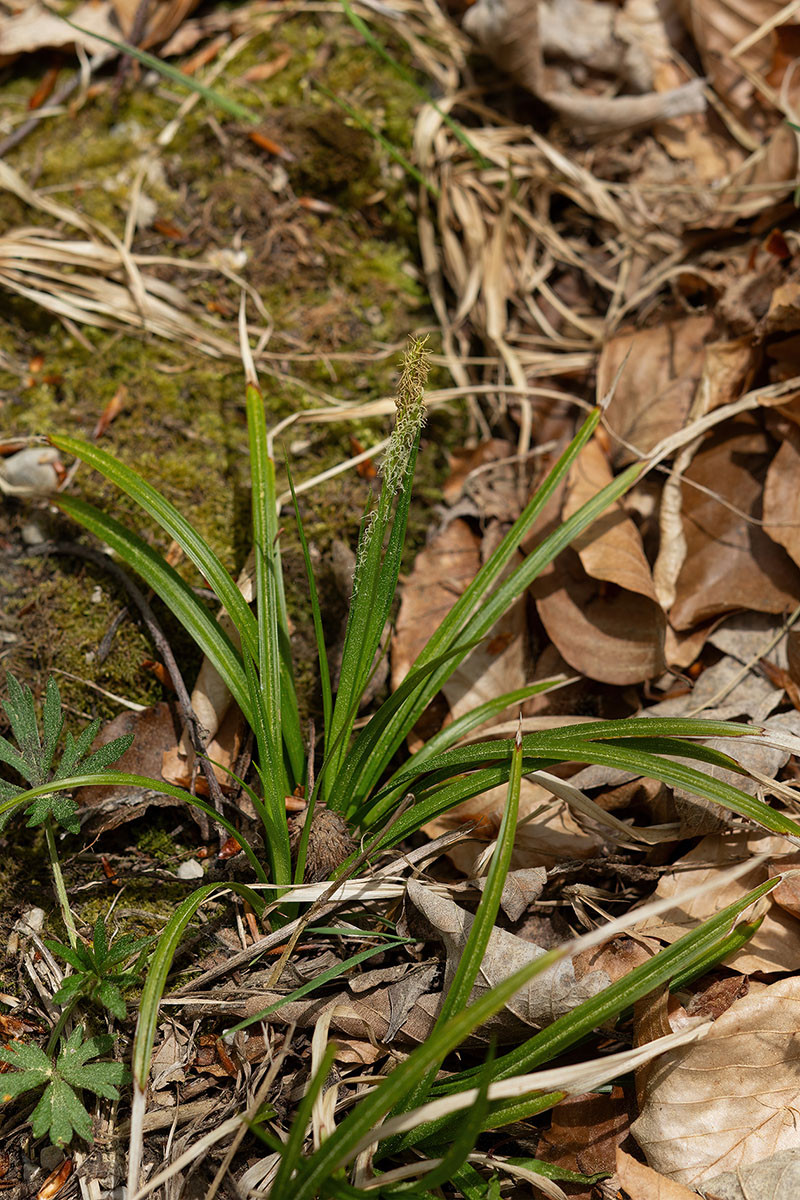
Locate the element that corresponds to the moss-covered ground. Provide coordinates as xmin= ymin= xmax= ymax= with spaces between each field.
xmin=0 ymin=10 xmax=458 ymax=938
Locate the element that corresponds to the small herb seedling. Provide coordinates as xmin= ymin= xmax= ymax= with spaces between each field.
xmin=0 ymin=673 xmax=133 ymax=835
xmin=0 ymin=1025 xmax=126 ymax=1146
xmin=47 ymin=917 xmax=152 ymax=1021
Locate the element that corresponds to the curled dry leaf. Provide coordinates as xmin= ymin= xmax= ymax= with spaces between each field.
xmin=764 ymin=430 xmax=800 ymax=569
xmin=599 ymin=316 xmax=714 ymax=468
xmin=0 ymin=446 xmax=64 ymax=497
xmin=0 ymin=1 xmax=120 ymax=67
xmin=408 ymin=881 xmax=613 ymax=1037
xmin=109 ymin=0 xmax=202 ymax=47
xmin=536 ymin=1087 xmax=633 ymax=1192
xmin=393 ymin=515 xmax=530 ymax=729
xmin=463 ymin=0 xmax=706 ymax=135
xmin=393 ymin=517 xmax=480 ymax=687
xmin=423 ymin=778 xmax=603 ymax=875
xmin=670 ymin=419 xmax=800 ymax=630
xmin=632 ymin=977 xmax=800 ymax=1188
xmin=637 ymin=832 xmax=799 ymax=974
xmin=78 ymin=703 xmax=186 ymax=832
xmin=533 ymin=439 xmax=666 ymax=685
xmin=615 ymin=1148 xmax=700 ymax=1200
xmin=675 ymin=0 xmax=795 ymax=115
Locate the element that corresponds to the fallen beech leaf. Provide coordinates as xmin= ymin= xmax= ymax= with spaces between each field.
xmin=408 ymin=881 xmax=611 ymax=1035
xmin=564 ymin=439 xmax=663 ymax=605
xmin=91 ymin=384 xmax=128 ymax=439
xmin=708 ymin=611 xmax=792 ymax=672
xmin=0 ymin=1 xmax=121 ymax=66
xmin=615 ymin=1148 xmax=699 ymax=1199
xmin=444 ymin=524 xmax=530 ymax=723
xmin=598 ymin=317 xmax=714 ymax=467
xmin=442 ymin=438 xmax=518 ymax=519
xmin=637 ymin=832 xmax=798 ymax=974
xmin=161 ymin=700 xmax=245 ymax=797
xmin=333 ymin=1039 xmax=383 ymax=1065
xmin=632 ymin=977 xmax=800 ymax=1188
xmin=535 ymin=1087 xmax=632 ymax=1193
xmin=474 ymin=866 xmax=547 ymax=921
xmin=533 ymin=546 xmax=666 ymax=685
xmin=423 ymin=778 xmax=602 ymax=874
xmin=764 ymin=433 xmax=800 ymax=568
xmin=393 ymin=518 xmax=480 ymax=685
xmin=644 ymin=654 xmax=781 ymax=723
xmin=393 ymin=516 xmax=530 ymax=726
xmin=701 ymin=1148 xmax=800 ymax=1200
xmin=676 ymin=0 xmax=794 ymax=113
xmin=670 ymin=420 xmax=800 ymax=630
xmin=109 ymin=0 xmax=202 ymax=48
xmin=78 ymin=703 xmax=186 ymax=831
xmin=463 ymin=0 xmax=705 ymax=135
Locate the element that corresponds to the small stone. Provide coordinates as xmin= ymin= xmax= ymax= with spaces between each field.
xmin=0 ymin=447 xmax=64 ymax=497
xmin=20 ymin=521 xmax=45 ymax=546
xmin=176 ymin=859 xmax=204 ymax=880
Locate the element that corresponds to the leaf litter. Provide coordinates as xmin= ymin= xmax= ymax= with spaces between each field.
xmin=5 ymin=0 xmax=800 ymax=1195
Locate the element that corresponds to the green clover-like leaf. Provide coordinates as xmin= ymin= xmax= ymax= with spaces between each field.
xmin=0 ymin=1027 xmax=126 ymax=1147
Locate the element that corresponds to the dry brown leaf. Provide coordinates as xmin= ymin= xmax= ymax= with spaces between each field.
xmin=464 ymin=0 xmax=706 ymax=135
xmin=527 ymin=437 xmax=667 ymax=684
xmin=0 ymin=446 xmax=64 ymax=497
xmin=161 ymin=701 xmax=245 ymax=797
xmin=423 ymin=778 xmax=603 ymax=874
xmin=676 ymin=0 xmax=794 ymax=113
xmin=473 ymin=866 xmax=547 ymax=921
xmin=615 ymin=1148 xmax=700 ymax=1199
xmin=393 ymin=516 xmax=530 ymax=729
xmin=408 ymin=881 xmax=612 ymax=1035
xmin=109 ymin=0 xmax=202 ymax=47
xmin=444 ymin=521 xmax=530 ymax=721
xmin=599 ymin=318 xmax=713 ymax=468
xmin=78 ymin=703 xmax=190 ymax=832
xmin=564 ymin=439 xmax=660 ymax=603
xmin=0 ymin=1 xmax=120 ymax=65
xmin=392 ymin=518 xmax=479 ymax=687
xmin=645 ymin=655 xmax=782 ymax=722
xmin=670 ymin=419 xmax=800 ymax=630
xmin=764 ymin=432 xmax=800 ymax=568
xmin=632 ymin=977 xmax=800 ymax=1188
xmin=533 ymin=546 xmax=666 ymax=685
xmin=535 ymin=1087 xmax=633 ymax=1195
xmin=637 ymin=832 xmax=798 ymax=973
xmin=716 ymin=123 xmax=799 ymax=221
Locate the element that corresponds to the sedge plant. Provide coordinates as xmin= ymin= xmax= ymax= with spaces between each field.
xmin=2 ymin=335 xmax=799 ymax=1190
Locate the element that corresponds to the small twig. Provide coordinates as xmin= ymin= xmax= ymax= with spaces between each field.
xmin=28 ymin=541 xmax=229 ymax=834
xmin=96 ymin=605 xmax=130 ymax=664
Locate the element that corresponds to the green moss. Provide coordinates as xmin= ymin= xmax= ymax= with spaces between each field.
xmin=0 ymin=2 xmax=466 ymax=733
xmin=135 ymin=823 xmax=181 ymax=863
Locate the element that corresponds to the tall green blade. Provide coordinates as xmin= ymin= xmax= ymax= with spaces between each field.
xmin=54 ymin=494 xmax=253 ymax=726
xmin=50 ymin=435 xmax=259 ymax=661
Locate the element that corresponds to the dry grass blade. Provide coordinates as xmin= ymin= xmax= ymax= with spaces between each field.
xmin=350 ymin=1025 xmax=710 ymax=1155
